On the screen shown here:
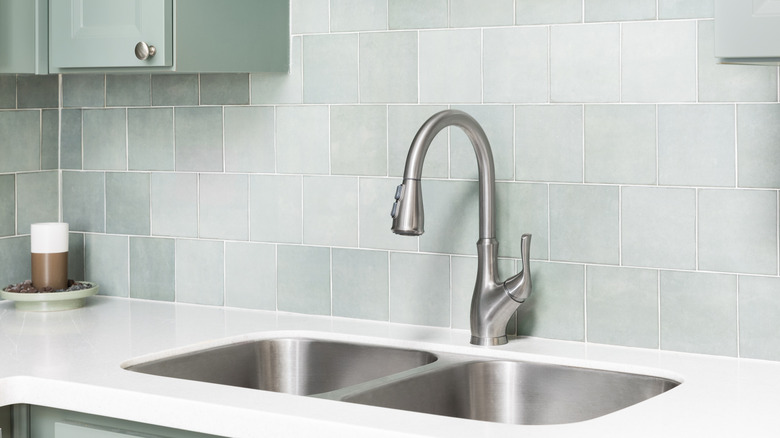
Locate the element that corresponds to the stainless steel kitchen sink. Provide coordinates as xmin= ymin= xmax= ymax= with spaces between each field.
xmin=342 ymin=360 xmax=680 ymax=425
xmin=124 ymin=338 xmax=437 ymax=395
xmin=124 ymin=336 xmax=680 ymax=425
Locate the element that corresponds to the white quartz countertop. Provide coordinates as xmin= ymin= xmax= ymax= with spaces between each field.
xmin=0 ymin=296 xmax=777 ymax=437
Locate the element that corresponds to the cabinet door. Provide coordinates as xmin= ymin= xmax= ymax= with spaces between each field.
xmin=0 ymin=0 xmax=47 ymax=74
xmin=715 ymin=0 xmax=780 ymax=62
xmin=49 ymin=0 xmax=172 ymax=69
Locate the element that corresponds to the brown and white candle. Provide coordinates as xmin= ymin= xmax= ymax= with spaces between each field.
xmin=30 ymin=222 xmax=69 ymax=290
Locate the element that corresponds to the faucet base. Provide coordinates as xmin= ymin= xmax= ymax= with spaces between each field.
xmin=470 ymin=335 xmax=508 ymax=346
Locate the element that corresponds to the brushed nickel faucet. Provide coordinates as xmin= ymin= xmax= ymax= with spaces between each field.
xmin=391 ymin=110 xmax=532 ymax=346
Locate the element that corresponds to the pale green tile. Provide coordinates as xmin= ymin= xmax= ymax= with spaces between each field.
xmin=622 ymin=21 xmax=696 ymax=102
xmin=0 ymin=110 xmax=40 ymax=172
xmin=698 ymin=21 xmax=777 ymax=103
xmin=0 ymin=175 xmax=13 ymax=237
xmin=660 ymin=271 xmax=737 ymax=356
xmin=419 ymin=180 xmax=478 ymax=256
xmin=389 ymin=0 xmax=447 ymax=29
xmin=331 ymin=105 xmax=387 ymax=176
xmin=332 ymin=248 xmax=389 ymax=321
xmin=584 ymin=0 xmax=656 ymax=22
xmin=388 ymin=105 xmax=449 ymax=178
xmin=659 ymin=0 xmax=713 ymax=18
xmin=225 ymin=242 xmax=276 ymax=310
xmin=175 ymin=239 xmax=224 ymax=306
xmin=250 ymin=175 xmax=302 ymax=244
xmin=277 ymin=245 xmax=330 ymax=315
xmin=622 ymin=187 xmax=696 ymax=270
xmin=200 ymin=73 xmax=249 ymax=105
xmin=419 ymin=29 xmax=481 ymax=104
xmin=450 ymin=105 xmax=514 ymax=180
xmin=106 ymin=172 xmax=150 ymax=235
xmin=517 ymin=261 xmax=584 ymax=341
xmin=550 ymin=184 xmax=619 ymax=264
xmin=291 ymin=0 xmax=329 ymax=33
xmin=451 ymin=256 xmax=514 ymax=330
xmin=587 ymin=266 xmax=658 ymax=348
xmin=584 ymin=104 xmax=656 ymax=184
xmin=0 ymin=75 xmax=14 ymax=109
xmin=251 ymin=36 xmax=302 ymax=104
xmin=483 ymin=27 xmax=548 ymax=103
xmin=85 ymin=234 xmax=128 ymax=297
xmin=82 ymin=109 xmax=127 ymax=171
xmin=331 ymin=0 xmax=387 ymax=31
xmin=60 ymin=109 xmax=83 ymax=170
xmin=199 ymin=173 xmax=248 ymax=241
xmin=303 ymin=176 xmax=358 ymax=246
xmin=515 ymin=0 xmax=582 ymax=24
xmin=515 ymin=105 xmax=583 ymax=183
xmin=16 ymin=171 xmax=59 ymax=235
xmin=41 ymin=110 xmax=59 ymax=170
xmin=658 ymin=104 xmax=735 ymax=187
xmin=738 ymin=104 xmax=780 ymax=188
xmin=16 ymin=75 xmax=58 ymax=108
xmin=68 ymin=233 xmax=84 ymax=281
xmin=0 ymin=236 xmax=31 ymax=286
xmin=224 ymin=106 xmax=275 ymax=173
xmin=151 ymin=173 xmax=198 ymax=238
xmin=698 ymin=189 xmax=777 ymax=275
xmin=450 ymin=0 xmax=513 ymax=27
xmin=358 ymin=178 xmax=418 ymax=252
xmin=174 ymin=107 xmax=223 ymax=172
xmin=303 ymin=34 xmax=358 ymax=104
xmin=106 ymin=74 xmax=151 ymax=106
xmin=129 ymin=237 xmax=174 ymax=301
xmin=389 ymin=252 xmax=450 ymax=327
xmin=276 ymin=106 xmax=329 ymax=174
xmin=739 ymin=276 xmax=780 ymax=361
xmin=62 ymin=171 xmax=105 ymax=233
xmin=62 ymin=74 xmax=105 ymax=108
xmin=151 ymin=74 xmax=198 ymax=106
xmin=496 ymin=182 xmax=548 ymax=259
xmin=359 ymin=31 xmax=417 ymax=104
xmin=551 ymin=24 xmax=620 ymax=103
xmin=128 ymin=107 xmax=174 ymax=171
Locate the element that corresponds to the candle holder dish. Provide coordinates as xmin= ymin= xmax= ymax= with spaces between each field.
xmin=1 ymin=281 xmax=98 ymax=311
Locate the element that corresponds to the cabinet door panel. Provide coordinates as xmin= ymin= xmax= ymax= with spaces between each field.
xmin=50 ymin=0 xmax=172 ymax=69
xmin=715 ymin=0 xmax=780 ymax=61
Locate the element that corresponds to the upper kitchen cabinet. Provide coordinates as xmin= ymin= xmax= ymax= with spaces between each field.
xmin=715 ymin=0 xmax=780 ymax=64
xmin=15 ymin=0 xmax=289 ymax=74
xmin=0 ymin=0 xmax=48 ymax=74
xmin=50 ymin=0 xmax=173 ymax=69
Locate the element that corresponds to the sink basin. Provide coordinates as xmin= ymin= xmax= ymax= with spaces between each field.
xmin=125 ymin=338 xmax=437 ymax=395
xmin=343 ymin=360 xmax=679 ymax=425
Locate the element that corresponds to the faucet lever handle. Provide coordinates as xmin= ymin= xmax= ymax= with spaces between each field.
xmin=505 ymin=234 xmax=532 ymax=303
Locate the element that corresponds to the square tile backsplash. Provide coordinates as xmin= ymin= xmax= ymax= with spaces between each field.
xmin=2 ymin=0 xmax=780 ymax=362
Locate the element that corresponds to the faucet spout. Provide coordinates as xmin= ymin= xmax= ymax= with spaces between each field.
xmin=390 ymin=110 xmax=533 ymax=346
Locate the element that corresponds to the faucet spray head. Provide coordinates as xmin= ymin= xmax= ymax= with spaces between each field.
xmin=390 ymin=179 xmax=424 ymax=236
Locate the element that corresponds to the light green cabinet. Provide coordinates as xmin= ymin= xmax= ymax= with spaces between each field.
xmin=49 ymin=0 xmax=173 ymax=69
xmin=715 ymin=0 xmax=780 ymax=64
xmin=27 ymin=405 xmax=223 ymax=438
xmin=48 ymin=0 xmax=290 ymax=73
xmin=0 ymin=0 xmax=48 ymax=74
xmin=1 ymin=0 xmax=289 ymax=74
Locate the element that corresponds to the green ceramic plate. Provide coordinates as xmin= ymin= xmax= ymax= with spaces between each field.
xmin=0 ymin=282 xmax=98 ymax=312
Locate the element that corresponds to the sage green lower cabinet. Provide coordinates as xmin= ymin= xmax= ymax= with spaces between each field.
xmin=25 ymin=405 xmax=224 ymax=438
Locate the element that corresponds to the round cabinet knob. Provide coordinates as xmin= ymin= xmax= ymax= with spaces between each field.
xmin=134 ymin=41 xmax=157 ymax=61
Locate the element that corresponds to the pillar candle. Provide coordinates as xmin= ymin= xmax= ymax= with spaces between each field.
xmin=30 ymin=222 xmax=69 ymax=290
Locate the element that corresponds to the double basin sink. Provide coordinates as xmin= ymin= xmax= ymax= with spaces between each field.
xmin=124 ymin=337 xmax=680 ymax=426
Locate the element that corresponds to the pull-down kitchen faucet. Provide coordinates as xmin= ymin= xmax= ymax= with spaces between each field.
xmin=390 ymin=110 xmax=532 ymax=346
